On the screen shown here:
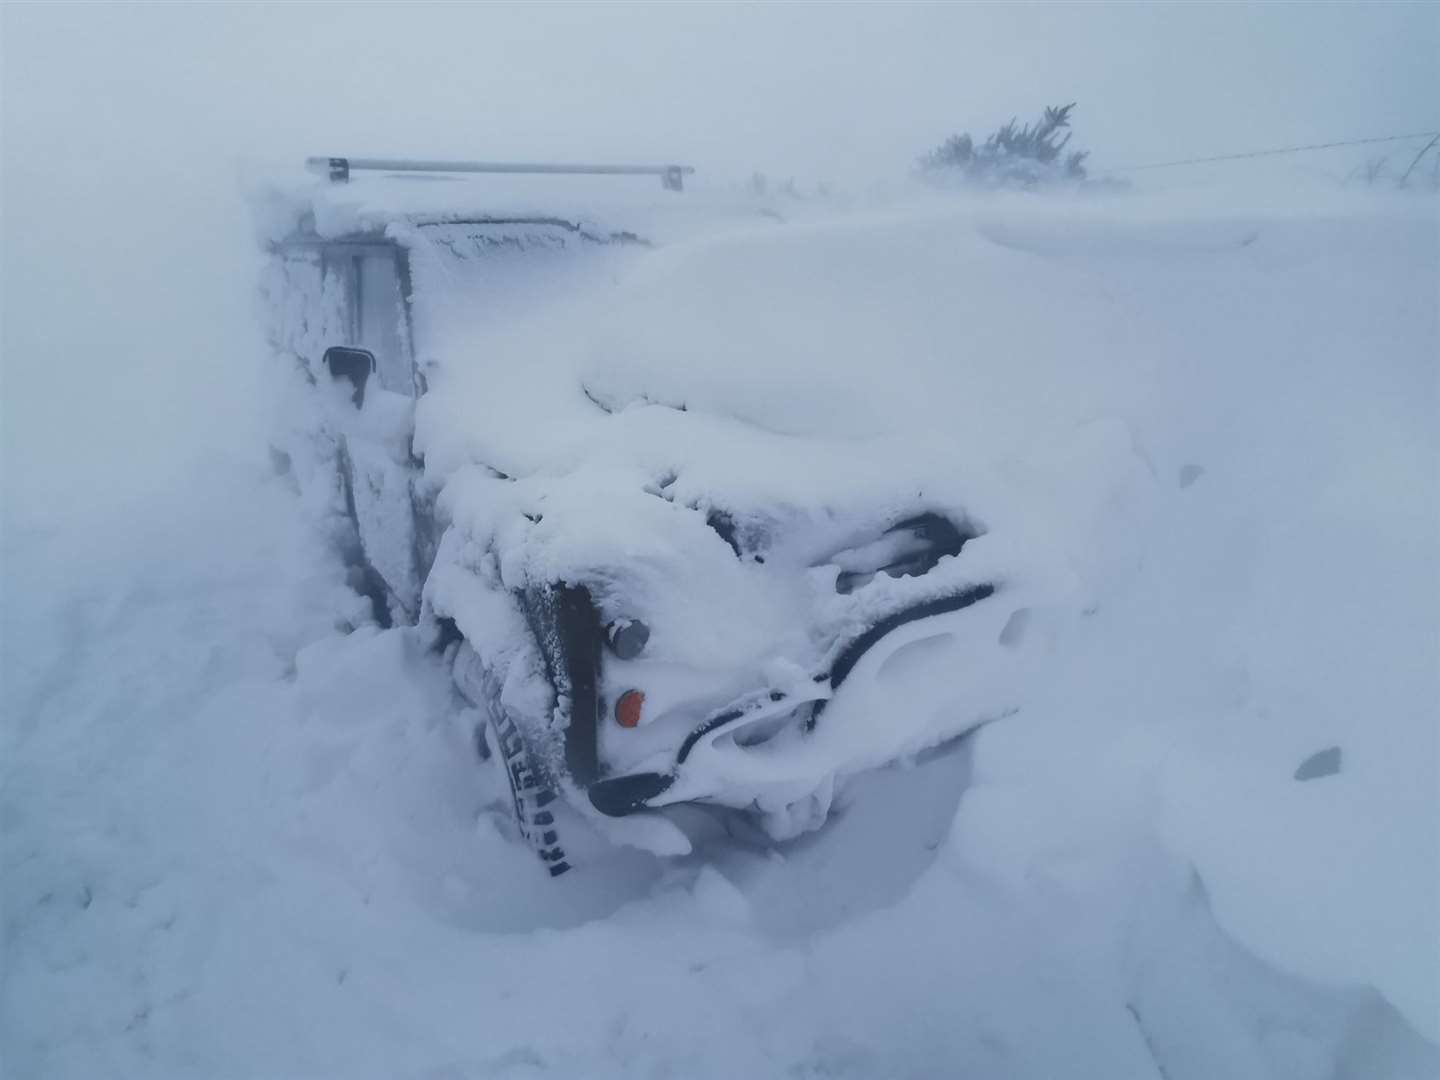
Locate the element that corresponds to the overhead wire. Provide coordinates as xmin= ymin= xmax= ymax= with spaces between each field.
xmin=1098 ymin=130 xmax=1440 ymax=174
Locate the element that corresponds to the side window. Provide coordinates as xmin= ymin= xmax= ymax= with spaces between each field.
xmin=355 ymin=250 xmax=412 ymax=396
xmin=320 ymin=244 xmax=414 ymax=397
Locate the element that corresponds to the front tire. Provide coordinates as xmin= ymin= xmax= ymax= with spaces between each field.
xmin=488 ymin=710 xmax=572 ymax=877
xmin=454 ymin=642 xmax=574 ymax=877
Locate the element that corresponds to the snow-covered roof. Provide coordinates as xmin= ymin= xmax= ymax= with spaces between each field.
xmin=254 ymin=167 xmax=777 ymax=248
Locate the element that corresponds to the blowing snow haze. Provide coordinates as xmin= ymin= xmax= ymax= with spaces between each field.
xmin=2 ymin=4 xmax=1438 ymax=1079
xmin=1 ymin=3 xmax=1436 ymax=510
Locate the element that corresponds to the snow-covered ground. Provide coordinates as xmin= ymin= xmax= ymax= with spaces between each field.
xmin=3 ymin=187 xmax=1437 ymax=1079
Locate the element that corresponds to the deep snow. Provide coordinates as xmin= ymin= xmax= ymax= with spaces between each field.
xmin=3 ymin=187 xmax=1438 ymax=1079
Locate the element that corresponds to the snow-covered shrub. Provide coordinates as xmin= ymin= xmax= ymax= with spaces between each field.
xmin=1350 ymin=136 xmax=1440 ymax=192
xmin=919 ymin=103 xmax=1091 ymax=190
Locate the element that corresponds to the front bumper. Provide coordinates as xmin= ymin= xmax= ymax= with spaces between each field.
xmin=587 ymin=583 xmax=995 ymax=817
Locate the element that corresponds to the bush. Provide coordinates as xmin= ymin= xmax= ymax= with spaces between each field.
xmin=919 ymin=103 xmax=1090 ymax=189
xmin=1350 ymin=136 xmax=1440 ymax=192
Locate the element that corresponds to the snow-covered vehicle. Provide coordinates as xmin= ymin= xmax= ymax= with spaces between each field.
xmin=256 ymin=158 xmax=1031 ymax=875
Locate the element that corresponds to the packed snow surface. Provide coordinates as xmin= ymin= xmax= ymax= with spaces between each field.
xmin=3 ymin=186 xmax=1437 ymax=1078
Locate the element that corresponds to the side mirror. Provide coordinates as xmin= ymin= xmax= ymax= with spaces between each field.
xmin=323 ymin=346 xmax=376 ymax=409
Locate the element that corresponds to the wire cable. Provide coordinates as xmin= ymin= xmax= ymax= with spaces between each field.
xmin=1099 ymin=131 xmax=1440 ymax=174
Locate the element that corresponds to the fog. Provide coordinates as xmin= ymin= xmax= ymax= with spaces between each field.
xmin=2 ymin=3 xmax=1435 ymax=519
xmin=3 ymin=6 xmax=1439 ymax=1077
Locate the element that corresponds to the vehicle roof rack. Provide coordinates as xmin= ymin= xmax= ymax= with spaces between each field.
xmin=307 ymin=156 xmax=695 ymax=192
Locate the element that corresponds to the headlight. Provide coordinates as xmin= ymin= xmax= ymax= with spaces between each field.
xmin=606 ymin=618 xmax=650 ymax=660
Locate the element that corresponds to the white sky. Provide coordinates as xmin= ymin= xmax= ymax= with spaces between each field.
xmin=2 ymin=1 xmax=1437 ymax=513
xmin=3 ymin=2 xmax=1436 ymax=184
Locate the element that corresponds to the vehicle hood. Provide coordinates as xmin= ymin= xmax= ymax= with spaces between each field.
xmin=417 ymin=204 xmax=1197 ymax=677
xmin=413 ymin=207 xmax=1142 ymax=468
